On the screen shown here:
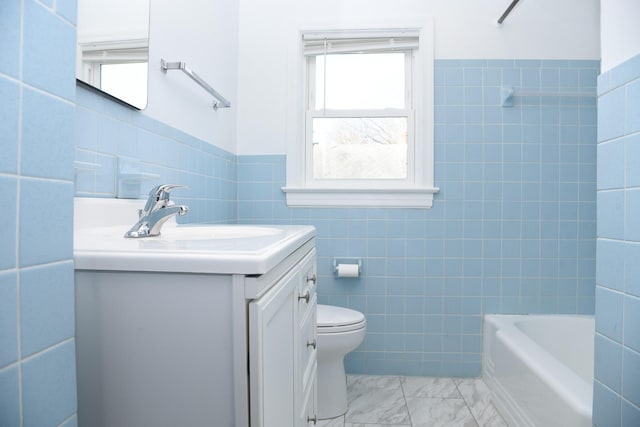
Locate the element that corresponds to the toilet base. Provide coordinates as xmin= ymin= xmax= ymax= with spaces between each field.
xmin=315 ymin=307 xmax=367 ymax=420
xmin=317 ymin=353 xmax=348 ymax=419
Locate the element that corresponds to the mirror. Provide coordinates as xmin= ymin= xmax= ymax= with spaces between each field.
xmin=76 ymin=0 xmax=150 ymax=109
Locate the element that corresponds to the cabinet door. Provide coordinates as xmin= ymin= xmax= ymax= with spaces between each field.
xmin=249 ymin=269 xmax=297 ymax=427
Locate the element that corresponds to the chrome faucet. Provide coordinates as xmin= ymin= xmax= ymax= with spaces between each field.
xmin=124 ymin=184 xmax=189 ymax=238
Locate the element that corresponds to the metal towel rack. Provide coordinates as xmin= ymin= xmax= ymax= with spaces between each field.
xmin=500 ymin=85 xmax=596 ymax=107
xmin=497 ymin=0 xmax=522 ymax=24
xmin=161 ymin=59 xmax=231 ymax=110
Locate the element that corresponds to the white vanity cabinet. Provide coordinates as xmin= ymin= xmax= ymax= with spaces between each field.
xmin=248 ymin=248 xmax=317 ymax=427
xmin=73 ymin=203 xmax=317 ymax=427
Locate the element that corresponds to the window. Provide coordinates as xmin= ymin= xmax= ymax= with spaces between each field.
xmin=283 ymin=25 xmax=438 ymax=208
xmin=310 ymin=51 xmax=410 ymax=181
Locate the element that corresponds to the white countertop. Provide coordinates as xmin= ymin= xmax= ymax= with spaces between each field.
xmin=73 ymin=198 xmax=315 ymax=275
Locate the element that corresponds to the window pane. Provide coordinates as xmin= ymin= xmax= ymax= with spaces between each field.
xmin=100 ymin=62 xmax=148 ymax=109
xmin=312 ymin=117 xmax=407 ymax=179
xmin=315 ymin=53 xmax=405 ymax=110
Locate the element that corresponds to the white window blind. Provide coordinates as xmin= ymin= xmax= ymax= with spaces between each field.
xmin=302 ymin=31 xmax=419 ymax=56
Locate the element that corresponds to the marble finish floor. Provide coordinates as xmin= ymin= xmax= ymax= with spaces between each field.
xmin=317 ymin=375 xmax=507 ymax=427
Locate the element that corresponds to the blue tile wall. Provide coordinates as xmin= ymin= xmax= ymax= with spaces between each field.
xmin=0 ymin=272 xmax=18 ymax=369
xmin=594 ymin=52 xmax=640 ymax=425
xmin=21 ymin=341 xmax=77 ymax=427
xmin=0 ymin=78 xmax=20 ymax=174
xmin=20 ymin=262 xmax=75 ymax=358
xmin=0 ymin=0 xmax=78 ymax=425
xmin=22 ymin=0 xmax=76 ymax=100
xmin=0 ymin=0 xmax=22 ymax=79
xmin=19 ymin=179 xmax=74 ymax=267
xmin=238 ymin=59 xmax=599 ymax=376
xmin=21 ymin=87 xmax=75 ymax=180
xmin=0 ymin=177 xmax=18 ymax=270
xmin=0 ymin=366 xmax=20 ymax=427
xmin=74 ymin=85 xmax=237 ymax=224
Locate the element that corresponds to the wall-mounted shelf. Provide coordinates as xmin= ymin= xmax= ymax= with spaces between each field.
xmin=117 ymin=156 xmax=160 ymax=199
xmin=74 ymin=160 xmax=102 ymax=171
xmin=161 ymin=59 xmax=231 ymax=110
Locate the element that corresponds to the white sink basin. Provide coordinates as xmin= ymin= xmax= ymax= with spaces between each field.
xmin=73 ymin=198 xmax=315 ymax=275
xmin=157 ymin=225 xmax=283 ymax=240
xmin=75 ymin=223 xmax=315 ymax=275
xmin=135 ymin=224 xmax=289 ymax=252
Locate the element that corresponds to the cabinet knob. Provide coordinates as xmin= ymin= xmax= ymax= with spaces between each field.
xmin=307 ymin=339 xmax=317 ymax=349
xmin=307 ymin=415 xmax=317 ymax=424
xmin=298 ymin=290 xmax=310 ymax=303
xmin=306 ymin=274 xmax=316 ymax=285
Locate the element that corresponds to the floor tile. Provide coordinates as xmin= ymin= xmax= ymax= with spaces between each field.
xmin=325 ymin=375 xmax=506 ymax=427
xmin=345 ymin=424 xmax=411 ymax=427
xmin=346 ymin=386 xmax=410 ymax=425
xmin=317 ymin=415 xmax=345 ymax=426
xmin=348 ymin=375 xmax=402 ymax=393
xmin=454 ymin=379 xmax=507 ymax=427
xmin=405 ymin=397 xmax=479 ymax=427
xmin=401 ymin=376 xmax=461 ymax=399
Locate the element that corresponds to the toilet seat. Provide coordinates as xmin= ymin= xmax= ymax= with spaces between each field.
xmin=317 ymin=304 xmax=366 ymax=333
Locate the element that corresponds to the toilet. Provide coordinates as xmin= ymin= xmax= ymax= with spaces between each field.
xmin=316 ymin=304 xmax=367 ymax=419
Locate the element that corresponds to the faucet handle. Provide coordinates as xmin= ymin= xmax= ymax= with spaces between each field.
xmin=150 ymin=184 xmax=187 ymax=200
xmin=143 ymin=184 xmax=188 ymax=214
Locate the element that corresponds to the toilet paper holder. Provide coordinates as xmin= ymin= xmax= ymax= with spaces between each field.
xmin=332 ymin=258 xmax=362 ymax=278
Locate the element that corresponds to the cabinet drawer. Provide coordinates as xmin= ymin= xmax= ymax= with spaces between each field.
xmin=298 ymin=286 xmax=315 ymax=328
xmin=299 ymin=294 xmax=317 ymax=393
xmin=297 ymin=251 xmax=317 ymax=318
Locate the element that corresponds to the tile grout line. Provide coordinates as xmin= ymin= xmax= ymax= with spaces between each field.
xmin=16 ymin=0 xmax=24 ymax=425
xmin=453 ymin=379 xmax=481 ymax=427
xmin=398 ymin=376 xmax=414 ymax=427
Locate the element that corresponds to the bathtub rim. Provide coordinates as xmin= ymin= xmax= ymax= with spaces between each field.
xmin=483 ymin=314 xmax=595 ymax=427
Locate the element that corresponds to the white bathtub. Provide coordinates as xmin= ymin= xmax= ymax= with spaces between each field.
xmin=482 ymin=315 xmax=595 ymax=427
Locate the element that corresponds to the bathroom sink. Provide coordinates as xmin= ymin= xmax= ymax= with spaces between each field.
xmin=136 ymin=225 xmax=288 ymax=251
xmin=74 ymin=222 xmax=315 ymax=275
xmin=158 ymin=225 xmax=283 ymax=240
xmin=73 ymin=198 xmax=315 ymax=275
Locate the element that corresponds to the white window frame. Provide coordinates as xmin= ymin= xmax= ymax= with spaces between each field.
xmin=79 ymin=38 xmax=149 ymax=109
xmin=282 ymin=22 xmax=438 ymax=208
xmin=79 ymin=38 xmax=148 ymax=88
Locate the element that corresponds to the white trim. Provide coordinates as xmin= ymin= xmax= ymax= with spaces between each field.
xmin=417 ymin=19 xmax=435 ymax=193
xmin=302 ymin=28 xmax=421 ymax=41
xmin=284 ymin=20 xmax=436 ymax=208
xmin=281 ymin=187 xmax=439 ymax=208
xmin=303 ymin=37 xmax=419 ymax=56
xmin=80 ymin=38 xmax=149 ymax=53
xmin=308 ymin=109 xmax=410 ymax=118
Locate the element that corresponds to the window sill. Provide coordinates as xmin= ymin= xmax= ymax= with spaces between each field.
xmin=281 ymin=187 xmax=439 ymax=208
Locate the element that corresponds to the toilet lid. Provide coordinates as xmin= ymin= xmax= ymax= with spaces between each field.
xmin=317 ymin=305 xmax=366 ymax=330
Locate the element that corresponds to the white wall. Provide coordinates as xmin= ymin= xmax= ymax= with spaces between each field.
xmin=144 ymin=0 xmax=238 ymax=153
xmin=601 ymin=0 xmax=640 ymax=72
xmin=77 ymin=0 xmax=148 ymax=42
xmin=236 ymin=0 xmax=600 ymax=155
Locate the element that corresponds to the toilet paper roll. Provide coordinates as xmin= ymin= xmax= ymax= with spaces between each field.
xmin=336 ymin=264 xmax=359 ymax=278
